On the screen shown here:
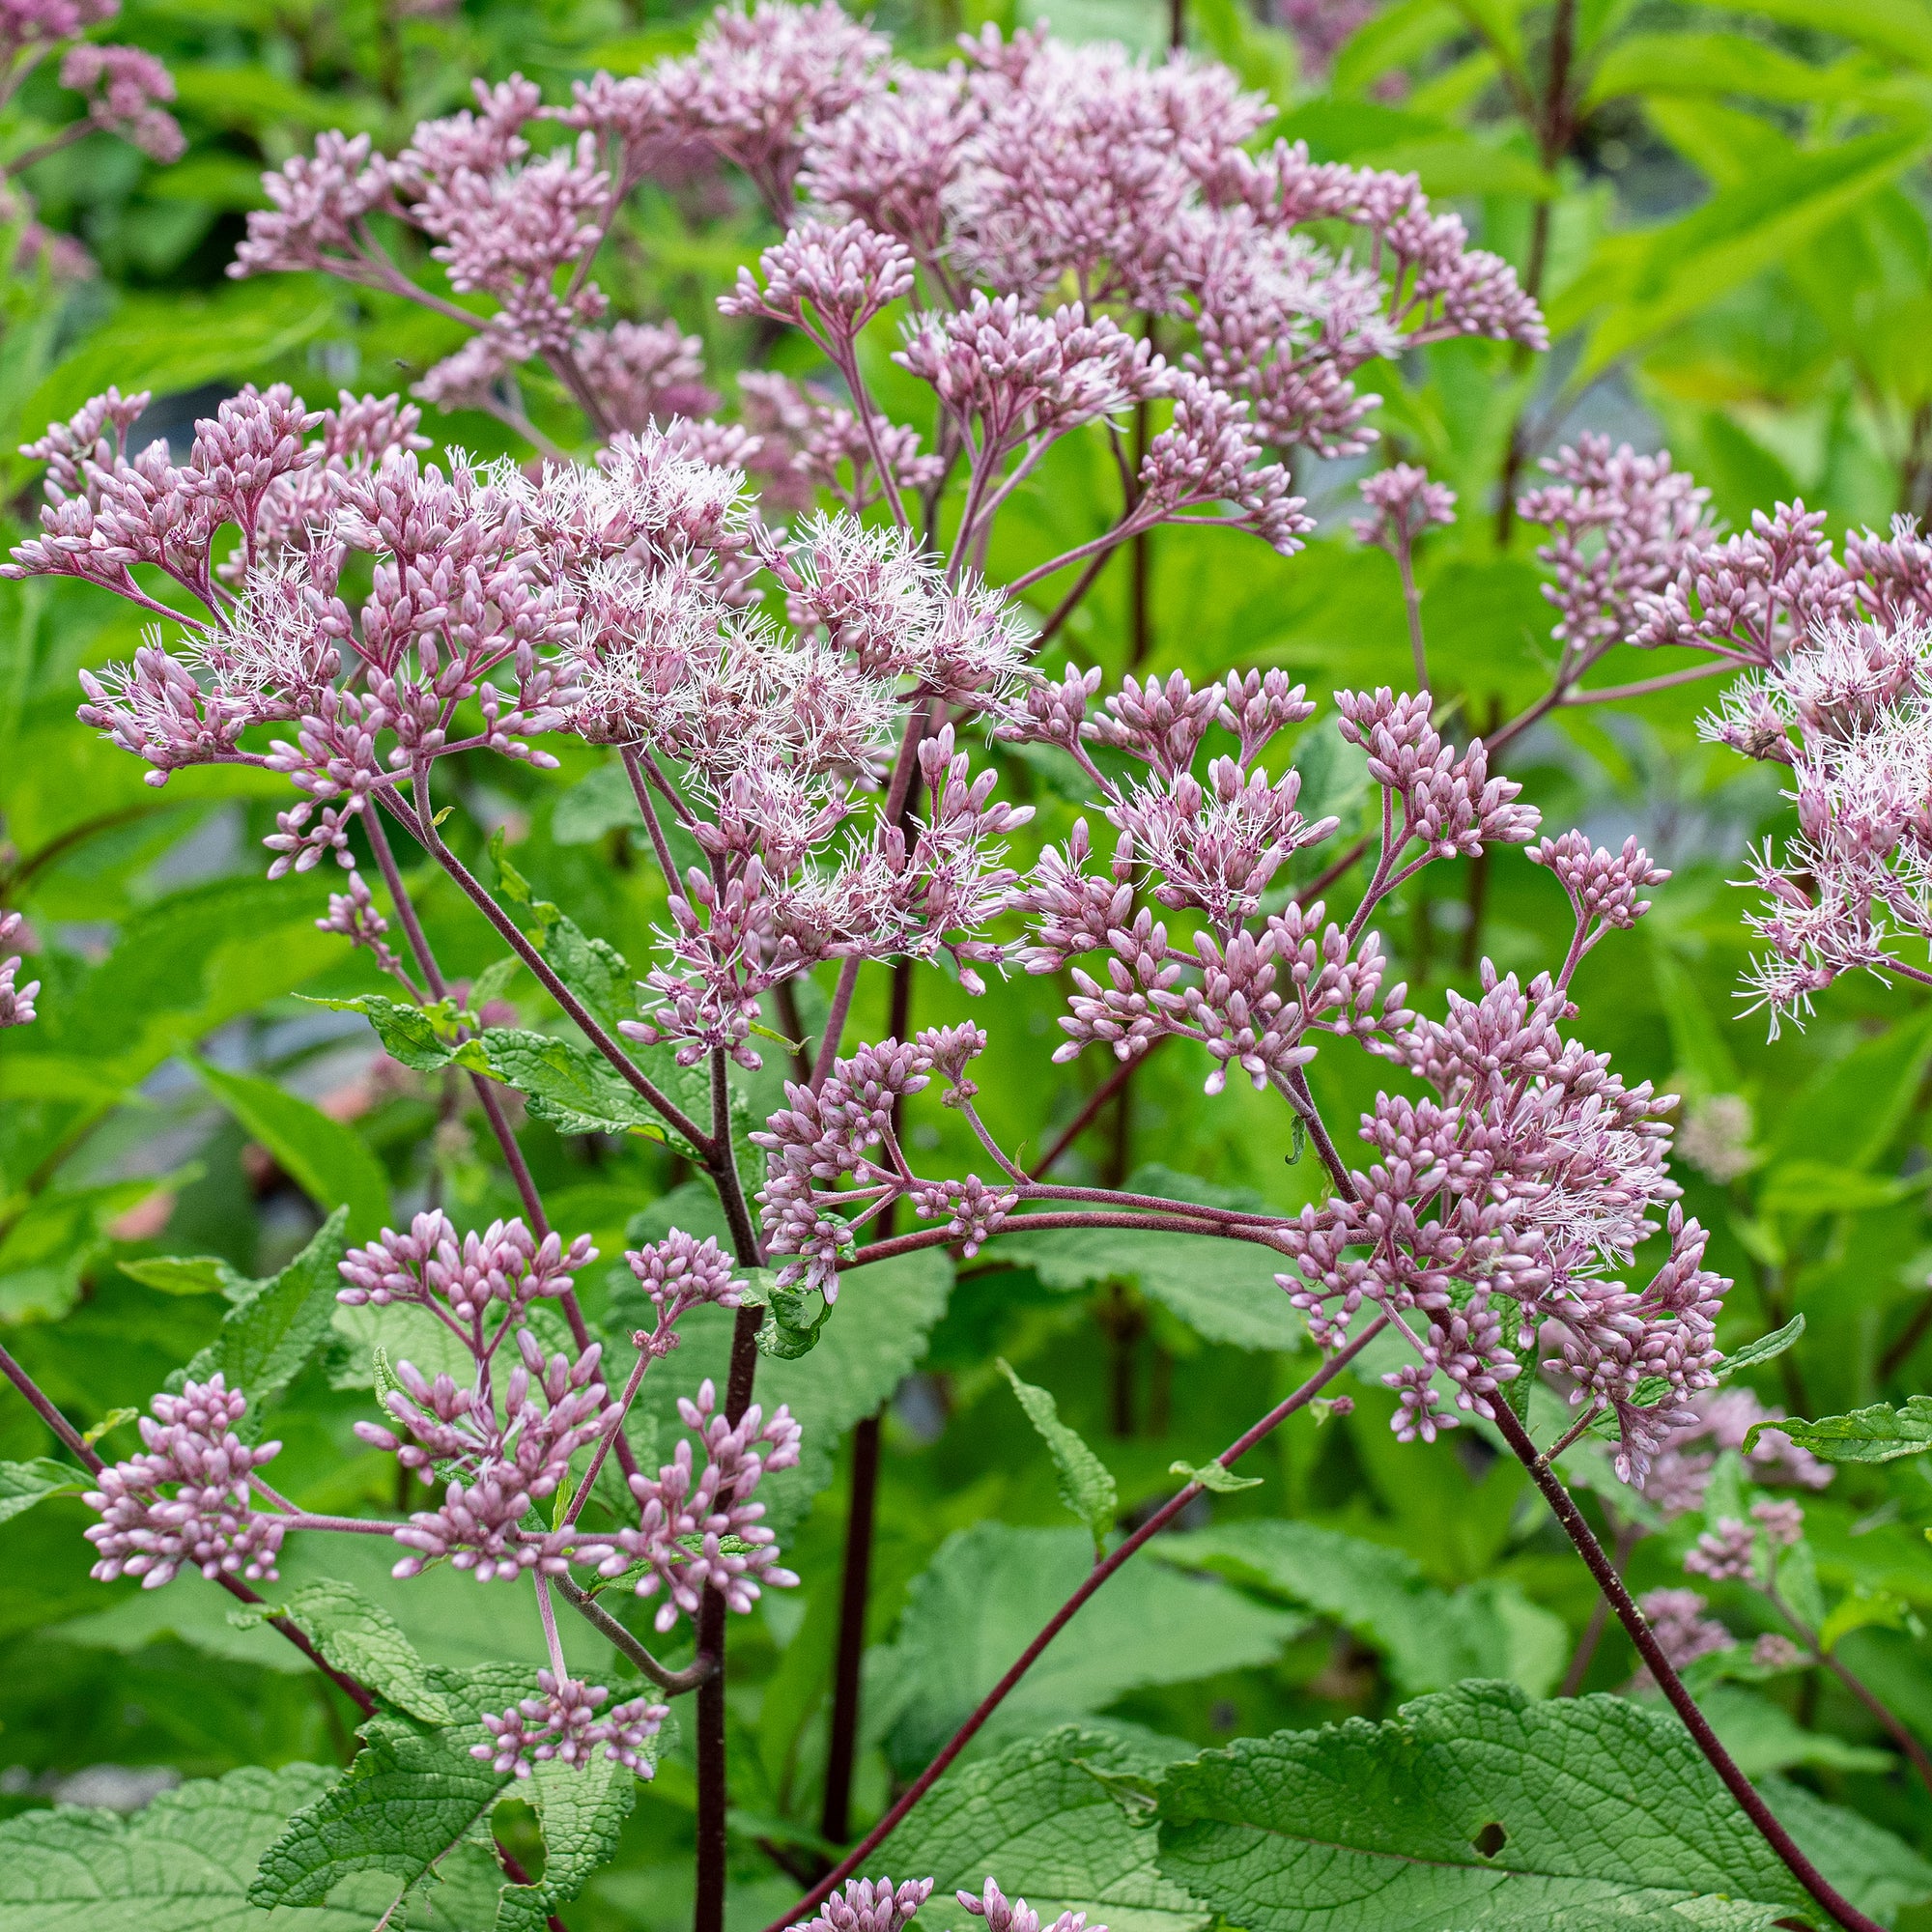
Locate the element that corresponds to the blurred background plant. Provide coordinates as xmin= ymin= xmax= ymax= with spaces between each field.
xmin=12 ymin=0 xmax=1932 ymax=1927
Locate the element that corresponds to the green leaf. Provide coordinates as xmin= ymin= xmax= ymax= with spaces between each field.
xmin=1158 ymin=1520 xmax=1568 ymax=1697
xmin=248 ymin=1662 xmax=533 ymax=1909
xmin=0 ymin=1762 xmax=398 ymax=1929
xmin=741 ymin=1269 xmax=836 ymax=1360
xmin=552 ymin=761 xmax=641 ymax=846
xmin=1770 ymin=1005 xmax=1932 ymax=1173
xmin=194 ymin=1060 xmax=389 ymax=1238
xmin=173 ymin=1209 xmax=350 ymax=1436
xmin=1586 ymin=31 xmax=1863 ymax=109
xmin=868 ymin=1524 xmax=1302 ymax=1773
xmin=985 ymin=1225 xmax=1298 ymax=1351
xmin=877 ymin=1726 xmax=1209 ymax=1932
xmin=497 ymin=1754 xmax=638 ymax=1932
xmin=1678 ymin=0 xmax=1932 ymax=70
xmin=1566 ymin=127 xmax=1932 ymax=380
xmin=464 ymin=1028 xmax=697 ymax=1149
xmin=1717 ymin=1314 xmax=1805 ymax=1383
xmin=0 ymin=1456 xmax=86 ymax=1525
xmin=1171 ymin=1461 xmax=1262 ymax=1494
xmin=1000 ymin=1359 xmax=1119 ymax=1551
xmin=1153 ymin=1682 xmax=1802 ymax=1931
xmin=1758 ymin=1776 xmax=1932 ymax=1923
xmin=1694 ymin=1684 xmax=1894 ymax=1777
xmin=305 ymin=993 xmax=466 ymax=1073
xmin=116 ymin=1255 xmax=245 ymax=1296
xmin=1746 ymin=1395 xmax=1932 ymax=1464
xmin=272 ymin=1579 xmax=452 ymax=1724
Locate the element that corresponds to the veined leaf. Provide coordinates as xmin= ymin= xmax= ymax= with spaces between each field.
xmin=877 ymin=1726 xmax=1208 ymax=1932
xmin=1716 ymin=1314 xmax=1805 ymax=1383
xmin=1746 ymin=1394 xmax=1932 ymax=1464
xmin=1153 ymin=1682 xmax=1802 ymax=1930
xmin=868 ymin=1524 xmax=1302 ymax=1773
xmin=305 ymin=993 xmax=466 ymax=1073
xmin=1759 ymin=1776 xmax=1932 ymax=1922
xmin=1158 ymin=1520 xmax=1568 ymax=1697
xmin=270 ymin=1578 xmax=452 ymax=1724
xmin=497 ymin=1754 xmax=639 ymax=1932
xmin=248 ymin=1662 xmax=534 ymax=1909
xmin=1001 ymin=1359 xmax=1119 ymax=1552
xmin=0 ymin=1456 xmax=87 ymax=1525
xmin=118 ymin=1254 xmax=245 ymax=1297
xmin=194 ymin=1060 xmax=388 ymax=1238
xmin=0 ymin=1762 xmax=396 ymax=1929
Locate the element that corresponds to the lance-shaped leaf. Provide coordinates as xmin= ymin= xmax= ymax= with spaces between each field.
xmin=1154 ymin=1681 xmax=1803 ymax=1931
xmin=1746 ymin=1394 xmax=1932 ymax=1465
xmin=306 ymin=992 xmax=467 ymax=1073
xmin=1000 ymin=1359 xmax=1118 ymax=1552
xmin=0 ymin=1456 xmax=88 ymax=1526
xmin=0 ymin=1762 xmax=398 ymax=1929
xmin=195 ymin=1059 xmax=389 ymax=1237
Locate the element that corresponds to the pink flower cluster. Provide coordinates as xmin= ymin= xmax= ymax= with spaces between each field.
xmin=1639 ymin=1386 xmax=1832 ymax=1519
xmin=581 ymin=1379 xmax=802 ymax=1633
xmin=802 ymin=1878 xmax=934 ymax=1932
xmin=83 ymin=1377 xmax=285 ymax=1589
xmin=216 ymin=2 xmax=1538 ymax=568
xmin=58 ymin=42 xmax=183 ymax=161
xmin=957 ymin=1877 xmax=1100 ymax=1932
xmin=753 ymin=1023 xmax=1003 ymax=1293
xmin=0 ymin=911 xmax=37 ymax=1029
xmin=476 ymin=1669 xmax=668 ymax=1777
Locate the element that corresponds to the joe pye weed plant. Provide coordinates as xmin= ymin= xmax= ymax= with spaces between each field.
xmin=7 ymin=3 xmax=1932 ymax=1930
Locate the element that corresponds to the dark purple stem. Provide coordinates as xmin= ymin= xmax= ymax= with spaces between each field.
xmin=760 ymin=1316 xmax=1390 ymax=1932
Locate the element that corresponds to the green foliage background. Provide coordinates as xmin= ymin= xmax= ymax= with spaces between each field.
xmin=12 ymin=0 xmax=1932 ymax=1924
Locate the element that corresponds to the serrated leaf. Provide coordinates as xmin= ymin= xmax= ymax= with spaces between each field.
xmin=1746 ymin=1394 xmax=1932 ymax=1464
xmin=274 ymin=1579 xmax=452 ymax=1723
xmin=868 ymin=1524 xmax=1302 ymax=1774
xmin=173 ymin=1208 xmax=350 ymax=1438
xmin=876 ymin=1727 xmax=1208 ymax=1932
xmin=1172 ymin=1461 xmax=1262 ymax=1493
xmin=1001 ymin=1360 xmax=1118 ymax=1550
xmin=306 ymin=993 xmax=464 ymax=1072
xmin=194 ymin=1059 xmax=389 ymax=1237
xmin=0 ymin=1456 xmax=87 ymax=1524
xmin=467 ymin=1027 xmax=697 ymax=1149
xmin=248 ymin=1662 xmax=532 ymax=1909
xmin=497 ymin=1754 xmax=639 ymax=1932
xmin=1153 ymin=1682 xmax=1802 ymax=1931
xmin=1158 ymin=1520 xmax=1567 ymax=1697
xmin=0 ymin=1762 xmax=396 ymax=1929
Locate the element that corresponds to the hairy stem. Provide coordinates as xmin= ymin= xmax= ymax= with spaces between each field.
xmin=1493 ymin=1402 xmax=1885 ymax=1932
xmin=762 ymin=1317 xmax=1390 ymax=1932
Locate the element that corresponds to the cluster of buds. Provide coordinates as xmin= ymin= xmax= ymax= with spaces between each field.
xmin=338 ymin=1212 xmax=596 ymax=1326
xmin=957 ymin=1877 xmax=1101 ymax=1932
xmin=626 ymin=1229 xmax=747 ymax=1354
xmin=1684 ymin=1498 xmax=1807 ymax=1585
xmin=800 ymin=1876 xmax=934 ymax=1932
xmin=212 ymin=2 xmax=1541 ymax=575
xmin=82 ymin=1378 xmax=285 ymax=1589
xmin=0 ymin=911 xmax=38 ymax=1029
xmin=753 ymin=1023 xmax=998 ymax=1293
xmin=476 ymin=1670 xmax=668 ymax=1777
xmin=582 ymin=1380 xmax=802 ymax=1632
